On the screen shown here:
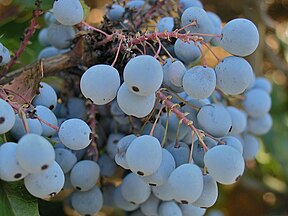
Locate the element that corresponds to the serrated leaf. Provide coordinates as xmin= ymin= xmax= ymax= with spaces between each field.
xmin=0 ymin=181 xmax=40 ymax=216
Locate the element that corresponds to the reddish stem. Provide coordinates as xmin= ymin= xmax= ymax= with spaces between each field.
xmin=1 ymin=9 xmax=42 ymax=76
xmin=142 ymin=42 xmax=147 ymax=55
xmin=35 ymin=115 xmax=59 ymax=131
xmin=189 ymin=131 xmax=195 ymax=163
xmin=174 ymin=119 xmax=182 ymax=148
xmin=111 ymin=37 xmax=124 ymax=67
xmin=20 ymin=110 xmax=30 ymax=133
xmin=165 ymin=90 xmax=200 ymax=111
xmin=154 ymin=37 xmax=162 ymax=59
xmin=134 ymin=45 xmax=144 ymax=55
xmin=127 ymin=31 xmax=199 ymax=47
xmin=201 ymin=41 xmax=220 ymax=62
xmin=150 ymin=106 xmax=164 ymax=136
xmin=146 ymin=41 xmax=158 ymax=56
xmin=197 ymin=43 xmax=207 ymax=67
xmin=159 ymin=91 xmax=224 ymax=146
xmin=203 ymin=131 xmax=224 ymax=144
xmin=82 ymin=21 xmax=112 ymax=38
xmin=98 ymin=30 xmax=210 ymax=51
xmin=157 ymin=91 xmax=208 ymax=151
xmin=176 ymin=20 xmax=197 ymax=33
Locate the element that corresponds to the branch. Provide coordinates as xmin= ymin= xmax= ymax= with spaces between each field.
xmin=157 ymin=91 xmax=209 ymax=151
xmin=127 ymin=31 xmax=219 ymax=47
xmin=0 ymin=26 xmax=220 ymax=104
xmin=0 ymin=39 xmax=85 ymax=103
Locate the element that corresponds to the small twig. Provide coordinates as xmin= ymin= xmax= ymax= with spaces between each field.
xmin=154 ymin=36 xmax=162 ymax=59
xmin=196 ymin=42 xmax=207 ymax=67
xmin=140 ymin=97 xmax=160 ymax=134
xmin=202 ymin=131 xmax=224 ymax=144
xmin=111 ymin=36 xmax=124 ymax=67
xmin=81 ymin=21 xmax=112 ymax=38
xmin=142 ymin=42 xmax=147 ymax=55
xmin=201 ymin=41 xmax=220 ymax=62
xmin=35 ymin=115 xmax=59 ymax=131
xmin=145 ymin=41 xmax=164 ymax=63
xmin=146 ymin=41 xmax=158 ymax=56
xmin=165 ymin=89 xmax=200 ymax=111
xmin=189 ymin=131 xmax=195 ymax=163
xmin=20 ymin=110 xmax=30 ymax=133
xmin=203 ymin=166 xmax=207 ymax=175
xmin=161 ymin=43 xmax=175 ymax=62
xmin=128 ymin=31 xmax=200 ymax=47
xmin=3 ymin=134 xmax=7 ymax=143
xmin=1 ymin=8 xmax=43 ymax=76
xmin=157 ymin=91 xmax=208 ymax=151
xmin=161 ymin=107 xmax=170 ymax=147
xmin=134 ymin=45 xmax=144 ymax=55
xmin=150 ymin=106 xmax=164 ymax=136
xmin=176 ymin=20 xmax=197 ymax=33
xmin=174 ymin=118 xmax=182 ymax=148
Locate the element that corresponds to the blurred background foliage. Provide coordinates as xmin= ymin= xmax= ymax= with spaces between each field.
xmin=1 ymin=0 xmax=288 ymax=215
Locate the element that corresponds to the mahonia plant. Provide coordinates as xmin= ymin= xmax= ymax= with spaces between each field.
xmin=0 ymin=0 xmax=272 ymax=215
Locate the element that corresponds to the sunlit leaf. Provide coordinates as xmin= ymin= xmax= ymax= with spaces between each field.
xmin=0 ymin=181 xmax=39 ymax=216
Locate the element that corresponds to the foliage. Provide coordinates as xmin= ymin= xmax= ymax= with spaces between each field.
xmin=0 ymin=181 xmax=39 ymax=216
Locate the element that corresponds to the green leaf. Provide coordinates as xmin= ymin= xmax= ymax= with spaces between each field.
xmin=44 ymin=137 xmax=58 ymax=146
xmin=80 ymin=0 xmax=91 ymax=19
xmin=0 ymin=181 xmax=40 ymax=216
